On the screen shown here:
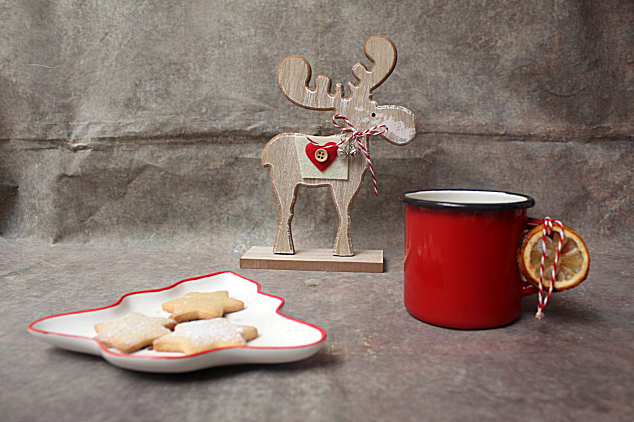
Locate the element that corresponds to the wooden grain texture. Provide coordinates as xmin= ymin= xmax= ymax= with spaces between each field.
xmin=239 ymin=246 xmax=383 ymax=273
xmin=262 ymin=35 xmax=417 ymax=257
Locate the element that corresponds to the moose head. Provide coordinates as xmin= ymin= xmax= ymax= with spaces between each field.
xmin=262 ymin=35 xmax=417 ymax=257
xmin=277 ymin=35 xmax=417 ymax=146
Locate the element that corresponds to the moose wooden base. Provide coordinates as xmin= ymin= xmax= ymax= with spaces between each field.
xmin=240 ymin=247 xmax=383 ymax=273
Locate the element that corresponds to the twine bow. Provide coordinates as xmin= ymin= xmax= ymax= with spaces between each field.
xmin=331 ymin=114 xmax=387 ymax=196
xmin=307 ymin=114 xmax=387 ymax=195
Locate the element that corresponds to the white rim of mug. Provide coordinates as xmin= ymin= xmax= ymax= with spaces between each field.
xmin=402 ymin=189 xmax=536 ymax=211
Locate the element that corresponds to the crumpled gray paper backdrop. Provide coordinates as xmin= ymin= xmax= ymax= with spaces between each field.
xmin=1 ymin=0 xmax=632 ymax=251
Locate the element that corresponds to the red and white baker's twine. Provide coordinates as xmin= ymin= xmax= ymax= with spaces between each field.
xmin=307 ymin=114 xmax=387 ymax=196
xmin=535 ymin=217 xmax=565 ymax=319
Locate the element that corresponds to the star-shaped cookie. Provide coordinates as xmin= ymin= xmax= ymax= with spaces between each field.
xmin=94 ymin=312 xmax=177 ymax=353
xmin=153 ymin=318 xmax=258 ymax=355
xmin=161 ymin=291 xmax=244 ymax=323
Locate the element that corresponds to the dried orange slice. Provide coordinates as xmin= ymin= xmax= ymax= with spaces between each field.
xmin=518 ymin=222 xmax=590 ymax=291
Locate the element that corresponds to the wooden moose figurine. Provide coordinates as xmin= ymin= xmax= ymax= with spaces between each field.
xmin=262 ymin=35 xmax=417 ymax=257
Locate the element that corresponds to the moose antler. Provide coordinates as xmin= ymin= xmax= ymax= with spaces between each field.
xmin=277 ymin=36 xmax=397 ymax=111
xmin=277 ymin=55 xmax=343 ymax=111
xmin=349 ymin=36 xmax=397 ymax=98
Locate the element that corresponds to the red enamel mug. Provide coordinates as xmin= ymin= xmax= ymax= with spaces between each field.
xmin=403 ymin=190 xmax=538 ymax=329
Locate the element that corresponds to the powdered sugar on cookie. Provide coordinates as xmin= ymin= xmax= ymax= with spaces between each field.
xmin=94 ymin=312 xmax=177 ymax=353
xmin=153 ymin=318 xmax=258 ymax=355
xmin=173 ymin=319 xmax=246 ymax=344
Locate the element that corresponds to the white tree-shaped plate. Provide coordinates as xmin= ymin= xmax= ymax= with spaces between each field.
xmin=28 ymin=271 xmax=326 ymax=373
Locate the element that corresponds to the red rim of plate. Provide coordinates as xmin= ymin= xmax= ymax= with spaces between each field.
xmin=27 ymin=270 xmax=327 ymax=360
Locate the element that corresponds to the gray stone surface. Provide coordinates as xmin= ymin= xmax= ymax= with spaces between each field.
xmin=0 ymin=0 xmax=633 ymax=420
xmin=1 ymin=241 xmax=633 ymax=422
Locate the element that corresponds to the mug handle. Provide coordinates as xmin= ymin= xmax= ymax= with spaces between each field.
xmin=520 ymin=217 xmax=543 ymax=297
xmin=521 ymin=281 xmax=539 ymax=297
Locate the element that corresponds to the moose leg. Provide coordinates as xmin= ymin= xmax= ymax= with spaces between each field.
xmin=272 ymin=183 xmax=299 ymax=254
xmin=330 ymin=184 xmax=357 ymax=256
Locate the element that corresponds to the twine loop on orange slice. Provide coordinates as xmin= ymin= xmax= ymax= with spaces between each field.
xmin=536 ymin=217 xmax=565 ymax=319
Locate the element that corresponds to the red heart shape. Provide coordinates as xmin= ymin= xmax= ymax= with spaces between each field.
xmin=305 ymin=142 xmax=338 ymax=172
